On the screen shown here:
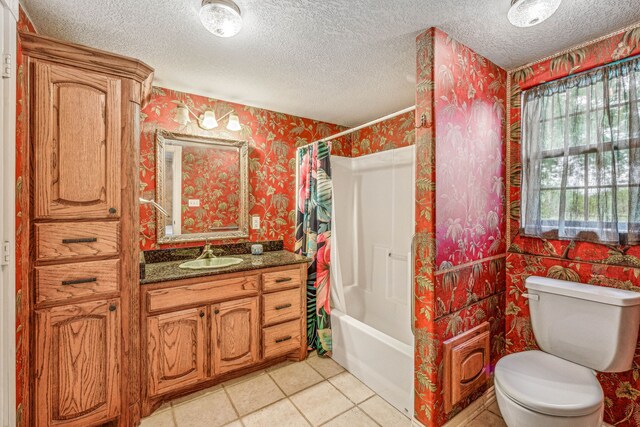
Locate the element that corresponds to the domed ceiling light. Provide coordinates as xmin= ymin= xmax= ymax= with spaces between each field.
xmin=508 ymin=0 xmax=562 ymax=27
xmin=199 ymin=0 xmax=243 ymax=38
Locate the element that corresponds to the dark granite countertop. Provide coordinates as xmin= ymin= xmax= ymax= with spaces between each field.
xmin=140 ymin=250 xmax=310 ymax=285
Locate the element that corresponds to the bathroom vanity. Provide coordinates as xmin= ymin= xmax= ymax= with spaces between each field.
xmin=140 ymin=249 xmax=309 ymax=416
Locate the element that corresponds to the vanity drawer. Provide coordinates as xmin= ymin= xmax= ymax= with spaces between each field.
xmin=263 ymin=320 xmax=302 ymax=359
xmin=35 ymin=259 xmax=120 ymax=304
xmin=262 ymin=268 xmax=302 ymax=292
xmin=263 ymin=288 xmax=301 ymax=326
xmin=147 ymin=275 xmax=259 ymax=313
xmin=35 ymin=221 xmax=120 ymax=262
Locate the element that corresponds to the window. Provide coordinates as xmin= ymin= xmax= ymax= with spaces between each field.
xmin=521 ymin=56 xmax=640 ymax=244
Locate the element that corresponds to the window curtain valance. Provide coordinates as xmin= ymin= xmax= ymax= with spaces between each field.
xmin=521 ymin=55 xmax=640 ymax=244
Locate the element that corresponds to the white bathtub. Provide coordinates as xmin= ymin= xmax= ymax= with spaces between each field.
xmin=331 ymin=309 xmax=414 ymax=417
xmin=330 ymin=146 xmax=415 ymax=417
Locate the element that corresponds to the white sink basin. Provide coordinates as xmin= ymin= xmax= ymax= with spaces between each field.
xmin=179 ymin=257 xmax=244 ymax=270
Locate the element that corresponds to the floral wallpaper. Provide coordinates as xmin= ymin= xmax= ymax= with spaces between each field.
xmin=414 ymin=27 xmax=439 ymax=426
xmin=15 ymin=7 xmax=36 ymax=424
xmin=350 ymin=111 xmax=415 ymax=157
xmin=414 ymin=28 xmax=507 ymax=426
xmin=507 ymin=24 xmax=640 ymax=427
xmin=179 ymin=145 xmax=241 ymax=232
xmin=140 ymin=87 xmax=347 ymax=251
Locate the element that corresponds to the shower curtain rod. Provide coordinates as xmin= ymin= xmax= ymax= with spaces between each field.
xmin=297 ymin=105 xmax=416 ymax=150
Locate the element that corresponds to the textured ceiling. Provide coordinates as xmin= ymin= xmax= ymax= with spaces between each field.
xmin=20 ymin=0 xmax=640 ymax=126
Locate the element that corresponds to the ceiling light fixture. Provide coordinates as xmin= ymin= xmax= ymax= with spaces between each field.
xmin=199 ymin=0 xmax=243 ymax=38
xmin=508 ymin=0 xmax=562 ymax=28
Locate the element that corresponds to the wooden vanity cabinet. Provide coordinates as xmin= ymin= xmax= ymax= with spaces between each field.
xmin=19 ymin=32 xmax=153 ymax=427
xmin=141 ymin=264 xmax=307 ymax=416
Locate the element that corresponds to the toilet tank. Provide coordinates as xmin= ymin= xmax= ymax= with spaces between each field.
xmin=526 ymin=276 xmax=640 ymax=372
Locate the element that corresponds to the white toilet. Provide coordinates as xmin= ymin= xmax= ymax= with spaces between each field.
xmin=495 ymin=276 xmax=640 ymax=427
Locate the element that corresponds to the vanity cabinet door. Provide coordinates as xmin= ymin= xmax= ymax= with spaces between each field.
xmin=211 ymin=297 xmax=259 ymax=375
xmin=33 ymin=61 xmax=122 ymax=220
xmin=35 ymin=299 xmax=120 ymax=427
xmin=147 ymin=307 xmax=207 ymax=396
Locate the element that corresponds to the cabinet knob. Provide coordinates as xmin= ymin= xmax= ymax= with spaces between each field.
xmin=199 ymin=311 xmax=205 ymax=318
xmin=214 ymin=309 xmax=220 ymax=314
xmin=109 ymin=207 xmax=117 ymax=214
xmin=109 ymin=304 xmax=117 ymax=312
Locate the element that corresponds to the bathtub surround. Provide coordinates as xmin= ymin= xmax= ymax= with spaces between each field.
xmin=295 ymin=141 xmax=333 ymax=356
xmin=506 ymin=23 xmax=640 ymax=427
xmin=140 ymin=87 xmax=348 ymax=251
xmin=414 ymin=28 xmax=508 ymax=427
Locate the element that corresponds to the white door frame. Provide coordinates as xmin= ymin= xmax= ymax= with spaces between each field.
xmin=0 ymin=1 xmax=18 ymax=426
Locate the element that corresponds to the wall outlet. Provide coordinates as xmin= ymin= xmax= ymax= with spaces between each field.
xmin=188 ymin=199 xmax=200 ymax=207
xmin=251 ymin=215 xmax=260 ymax=230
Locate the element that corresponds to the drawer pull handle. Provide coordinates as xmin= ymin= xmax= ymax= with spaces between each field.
xmin=275 ymin=277 xmax=292 ymax=283
xmin=62 ymin=237 xmax=98 ymax=244
xmin=275 ymin=336 xmax=292 ymax=343
xmin=62 ymin=277 xmax=97 ymax=286
xmin=214 ymin=309 xmax=220 ymax=315
xmin=199 ymin=311 xmax=205 ymax=318
xmin=275 ymin=303 xmax=292 ymax=310
xmin=109 ymin=304 xmax=117 ymax=312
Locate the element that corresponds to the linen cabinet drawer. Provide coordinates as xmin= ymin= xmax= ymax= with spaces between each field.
xmin=263 ymin=288 xmax=301 ymax=326
xmin=147 ymin=275 xmax=259 ymax=313
xmin=35 ymin=221 xmax=120 ymax=262
xmin=262 ymin=268 xmax=302 ymax=292
xmin=35 ymin=259 xmax=120 ymax=305
xmin=263 ymin=320 xmax=302 ymax=359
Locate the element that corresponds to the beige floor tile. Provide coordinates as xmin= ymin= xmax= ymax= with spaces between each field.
xmin=266 ymin=359 xmax=296 ymax=372
xmin=225 ymin=372 xmax=285 ymax=416
xmin=290 ymin=381 xmax=353 ymax=426
xmin=323 ymin=407 xmax=377 ymax=427
xmin=306 ymin=356 xmax=345 ymax=378
xmin=242 ymin=398 xmax=311 ymax=427
xmin=487 ymin=400 xmax=502 ymax=417
xmin=270 ymin=361 xmax=324 ymax=395
xmin=467 ymin=410 xmax=507 ymax=427
xmin=173 ymin=389 xmax=237 ymax=427
xmin=358 ymin=396 xmax=410 ymax=426
xmin=223 ymin=421 xmax=243 ymax=427
xmin=328 ymin=372 xmax=374 ymax=404
xmin=222 ymin=369 xmax=267 ymax=387
xmin=140 ymin=408 xmax=176 ymax=427
xmin=170 ymin=384 xmax=222 ymax=407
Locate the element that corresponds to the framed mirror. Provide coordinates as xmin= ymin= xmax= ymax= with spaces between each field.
xmin=155 ymin=131 xmax=249 ymax=244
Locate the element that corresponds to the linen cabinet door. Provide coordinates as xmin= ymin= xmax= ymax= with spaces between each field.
xmin=147 ymin=307 xmax=207 ymax=396
xmin=33 ymin=61 xmax=121 ymax=220
xmin=35 ymin=299 xmax=120 ymax=427
xmin=212 ymin=297 xmax=259 ymax=375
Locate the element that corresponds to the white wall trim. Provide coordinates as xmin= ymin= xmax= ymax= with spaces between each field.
xmin=0 ymin=1 xmax=17 ymax=426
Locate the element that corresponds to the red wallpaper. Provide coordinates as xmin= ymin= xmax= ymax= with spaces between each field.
xmin=180 ymin=145 xmax=241 ymax=232
xmin=140 ymin=87 xmax=347 ymax=251
xmin=15 ymin=7 xmax=36 ymax=423
xmin=414 ymin=28 xmax=508 ymax=426
xmin=506 ymin=25 xmax=640 ymax=427
xmin=350 ymin=111 xmax=415 ymax=157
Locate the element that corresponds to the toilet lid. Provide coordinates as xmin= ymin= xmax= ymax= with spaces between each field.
xmin=495 ymin=350 xmax=603 ymax=417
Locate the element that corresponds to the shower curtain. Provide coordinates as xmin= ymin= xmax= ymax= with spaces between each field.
xmin=295 ymin=141 xmax=333 ymax=356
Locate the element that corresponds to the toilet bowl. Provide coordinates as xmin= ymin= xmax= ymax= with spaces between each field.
xmin=495 ymin=351 xmax=603 ymax=427
xmin=495 ymin=276 xmax=640 ymax=427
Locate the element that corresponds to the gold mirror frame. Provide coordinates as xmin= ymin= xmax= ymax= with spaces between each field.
xmin=155 ymin=131 xmax=249 ymax=244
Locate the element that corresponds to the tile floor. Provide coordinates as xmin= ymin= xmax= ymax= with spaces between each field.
xmin=140 ymin=353 xmax=507 ymax=427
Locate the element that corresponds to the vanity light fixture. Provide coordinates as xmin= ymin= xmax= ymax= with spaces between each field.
xmin=199 ymin=0 xmax=243 ymax=38
xmin=175 ymin=103 xmax=242 ymax=131
xmin=226 ymin=113 xmax=242 ymax=131
xmin=508 ymin=0 xmax=562 ymax=27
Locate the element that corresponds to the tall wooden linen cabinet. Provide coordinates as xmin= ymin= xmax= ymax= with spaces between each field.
xmin=18 ymin=32 xmax=153 ymax=426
